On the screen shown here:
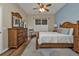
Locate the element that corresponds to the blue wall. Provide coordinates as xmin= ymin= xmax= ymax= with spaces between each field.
xmin=55 ymin=3 xmax=79 ymax=26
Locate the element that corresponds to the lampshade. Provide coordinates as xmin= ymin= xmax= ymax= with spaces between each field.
xmin=54 ymin=24 xmax=58 ymax=27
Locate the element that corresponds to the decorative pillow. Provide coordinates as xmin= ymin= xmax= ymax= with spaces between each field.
xmin=61 ymin=28 xmax=70 ymax=34
xmin=69 ymin=28 xmax=73 ymax=35
xmin=57 ymin=28 xmax=73 ymax=35
xmin=61 ymin=28 xmax=73 ymax=35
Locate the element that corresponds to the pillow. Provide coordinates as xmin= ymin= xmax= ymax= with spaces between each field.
xmin=61 ymin=28 xmax=73 ymax=35
xmin=69 ymin=28 xmax=73 ymax=35
xmin=57 ymin=28 xmax=73 ymax=35
xmin=61 ymin=28 xmax=70 ymax=35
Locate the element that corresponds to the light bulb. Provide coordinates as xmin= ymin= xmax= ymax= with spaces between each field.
xmin=39 ymin=8 xmax=45 ymax=12
xmin=42 ymin=8 xmax=45 ymax=12
xmin=39 ymin=8 xmax=42 ymax=12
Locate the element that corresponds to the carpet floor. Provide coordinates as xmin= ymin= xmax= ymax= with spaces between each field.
xmin=21 ymin=38 xmax=79 ymax=56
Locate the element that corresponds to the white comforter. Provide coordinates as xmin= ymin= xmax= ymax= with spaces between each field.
xmin=38 ymin=32 xmax=73 ymax=44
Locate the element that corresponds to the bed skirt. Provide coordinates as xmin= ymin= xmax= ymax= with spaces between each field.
xmin=36 ymin=38 xmax=73 ymax=49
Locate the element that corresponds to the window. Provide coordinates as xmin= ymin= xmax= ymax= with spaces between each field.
xmin=42 ymin=19 xmax=47 ymax=25
xmin=35 ymin=19 xmax=41 ymax=25
xmin=35 ymin=19 xmax=47 ymax=25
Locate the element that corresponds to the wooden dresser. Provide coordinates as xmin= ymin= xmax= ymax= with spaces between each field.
xmin=8 ymin=28 xmax=27 ymax=48
xmin=74 ymin=22 xmax=79 ymax=52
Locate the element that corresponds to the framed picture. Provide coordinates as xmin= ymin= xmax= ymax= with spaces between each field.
xmin=24 ymin=22 xmax=26 ymax=28
xmin=12 ymin=16 xmax=20 ymax=27
xmin=19 ymin=19 xmax=22 ymax=27
xmin=21 ymin=21 xmax=24 ymax=27
xmin=20 ymin=20 xmax=24 ymax=27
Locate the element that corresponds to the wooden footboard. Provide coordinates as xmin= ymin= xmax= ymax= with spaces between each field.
xmin=37 ymin=43 xmax=73 ymax=48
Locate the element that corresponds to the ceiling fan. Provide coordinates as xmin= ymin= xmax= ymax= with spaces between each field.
xmin=33 ymin=3 xmax=52 ymax=12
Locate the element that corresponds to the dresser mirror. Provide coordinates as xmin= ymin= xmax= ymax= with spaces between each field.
xmin=11 ymin=12 xmax=22 ymax=28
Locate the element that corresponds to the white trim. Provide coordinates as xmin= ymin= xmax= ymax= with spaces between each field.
xmin=0 ymin=48 xmax=9 ymax=54
xmin=0 ymin=7 xmax=3 ymax=52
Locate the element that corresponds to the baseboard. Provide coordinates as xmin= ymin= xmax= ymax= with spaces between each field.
xmin=0 ymin=48 xmax=9 ymax=54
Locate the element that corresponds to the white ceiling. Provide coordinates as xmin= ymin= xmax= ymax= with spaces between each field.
xmin=18 ymin=3 xmax=66 ymax=15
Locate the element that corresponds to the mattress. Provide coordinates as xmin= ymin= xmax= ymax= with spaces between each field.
xmin=38 ymin=32 xmax=73 ymax=44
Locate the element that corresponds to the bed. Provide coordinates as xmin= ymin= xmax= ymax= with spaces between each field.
xmin=36 ymin=22 xmax=77 ymax=49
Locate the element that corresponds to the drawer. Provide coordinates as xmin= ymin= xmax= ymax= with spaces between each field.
xmin=17 ymin=30 xmax=23 ymax=33
xmin=17 ymin=33 xmax=23 ymax=37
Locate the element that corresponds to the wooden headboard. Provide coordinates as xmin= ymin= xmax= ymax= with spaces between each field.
xmin=60 ymin=22 xmax=76 ymax=28
xmin=60 ymin=22 xmax=77 ymax=36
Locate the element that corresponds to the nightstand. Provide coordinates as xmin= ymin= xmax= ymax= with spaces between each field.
xmin=53 ymin=28 xmax=57 ymax=32
xmin=74 ymin=36 xmax=79 ymax=52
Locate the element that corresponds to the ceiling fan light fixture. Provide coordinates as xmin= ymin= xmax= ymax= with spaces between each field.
xmin=33 ymin=3 xmax=52 ymax=13
xmin=39 ymin=8 xmax=45 ymax=12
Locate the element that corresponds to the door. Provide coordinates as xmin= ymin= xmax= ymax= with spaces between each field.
xmin=0 ymin=7 xmax=3 ymax=53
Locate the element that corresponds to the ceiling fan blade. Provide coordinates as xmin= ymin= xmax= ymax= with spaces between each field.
xmin=46 ymin=4 xmax=52 ymax=6
xmin=37 ymin=3 xmax=41 ymax=5
xmin=45 ymin=9 xmax=49 ymax=12
xmin=37 ymin=3 xmax=44 ymax=8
